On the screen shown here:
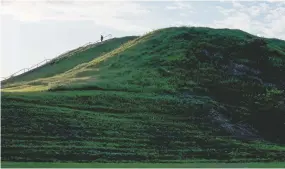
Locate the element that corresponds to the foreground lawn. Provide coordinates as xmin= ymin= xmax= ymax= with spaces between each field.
xmin=2 ymin=162 xmax=285 ymax=168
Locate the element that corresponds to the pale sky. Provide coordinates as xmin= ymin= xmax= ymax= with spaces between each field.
xmin=1 ymin=0 xmax=285 ymax=78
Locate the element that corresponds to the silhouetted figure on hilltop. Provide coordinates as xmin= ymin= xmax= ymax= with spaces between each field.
xmin=101 ymin=35 xmax=103 ymax=42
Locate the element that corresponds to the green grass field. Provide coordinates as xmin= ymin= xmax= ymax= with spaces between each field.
xmin=2 ymin=162 xmax=285 ymax=168
xmin=1 ymin=26 xmax=285 ymax=165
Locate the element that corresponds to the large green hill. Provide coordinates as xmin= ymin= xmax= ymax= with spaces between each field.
xmin=1 ymin=27 xmax=285 ymax=165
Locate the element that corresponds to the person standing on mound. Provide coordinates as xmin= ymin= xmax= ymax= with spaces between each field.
xmin=101 ymin=35 xmax=103 ymax=42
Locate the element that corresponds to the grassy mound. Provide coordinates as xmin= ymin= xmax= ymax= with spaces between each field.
xmin=1 ymin=27 xmax=285 ymax=164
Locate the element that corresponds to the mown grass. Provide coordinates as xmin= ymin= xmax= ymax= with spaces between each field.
xmin=1 ymin=26 xmax=285 ymax=163
xmin=2 ymin=162 xmax=285 ymax=168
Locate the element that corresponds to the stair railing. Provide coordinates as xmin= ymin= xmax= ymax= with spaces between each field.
xmin=1 ymin=34 xmax=112 ymax=82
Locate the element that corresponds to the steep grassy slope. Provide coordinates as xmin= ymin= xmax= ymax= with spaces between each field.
xmin=2 ymin=36 xmax=137 ymax=85
xmin=1 ymin=27 xmax=285 ymax=164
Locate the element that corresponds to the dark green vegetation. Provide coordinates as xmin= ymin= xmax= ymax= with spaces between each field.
xmin=1 ymin=27 xmax=285 ymax=165
xmin=3 ymin=162 xmax=285 ymax=168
